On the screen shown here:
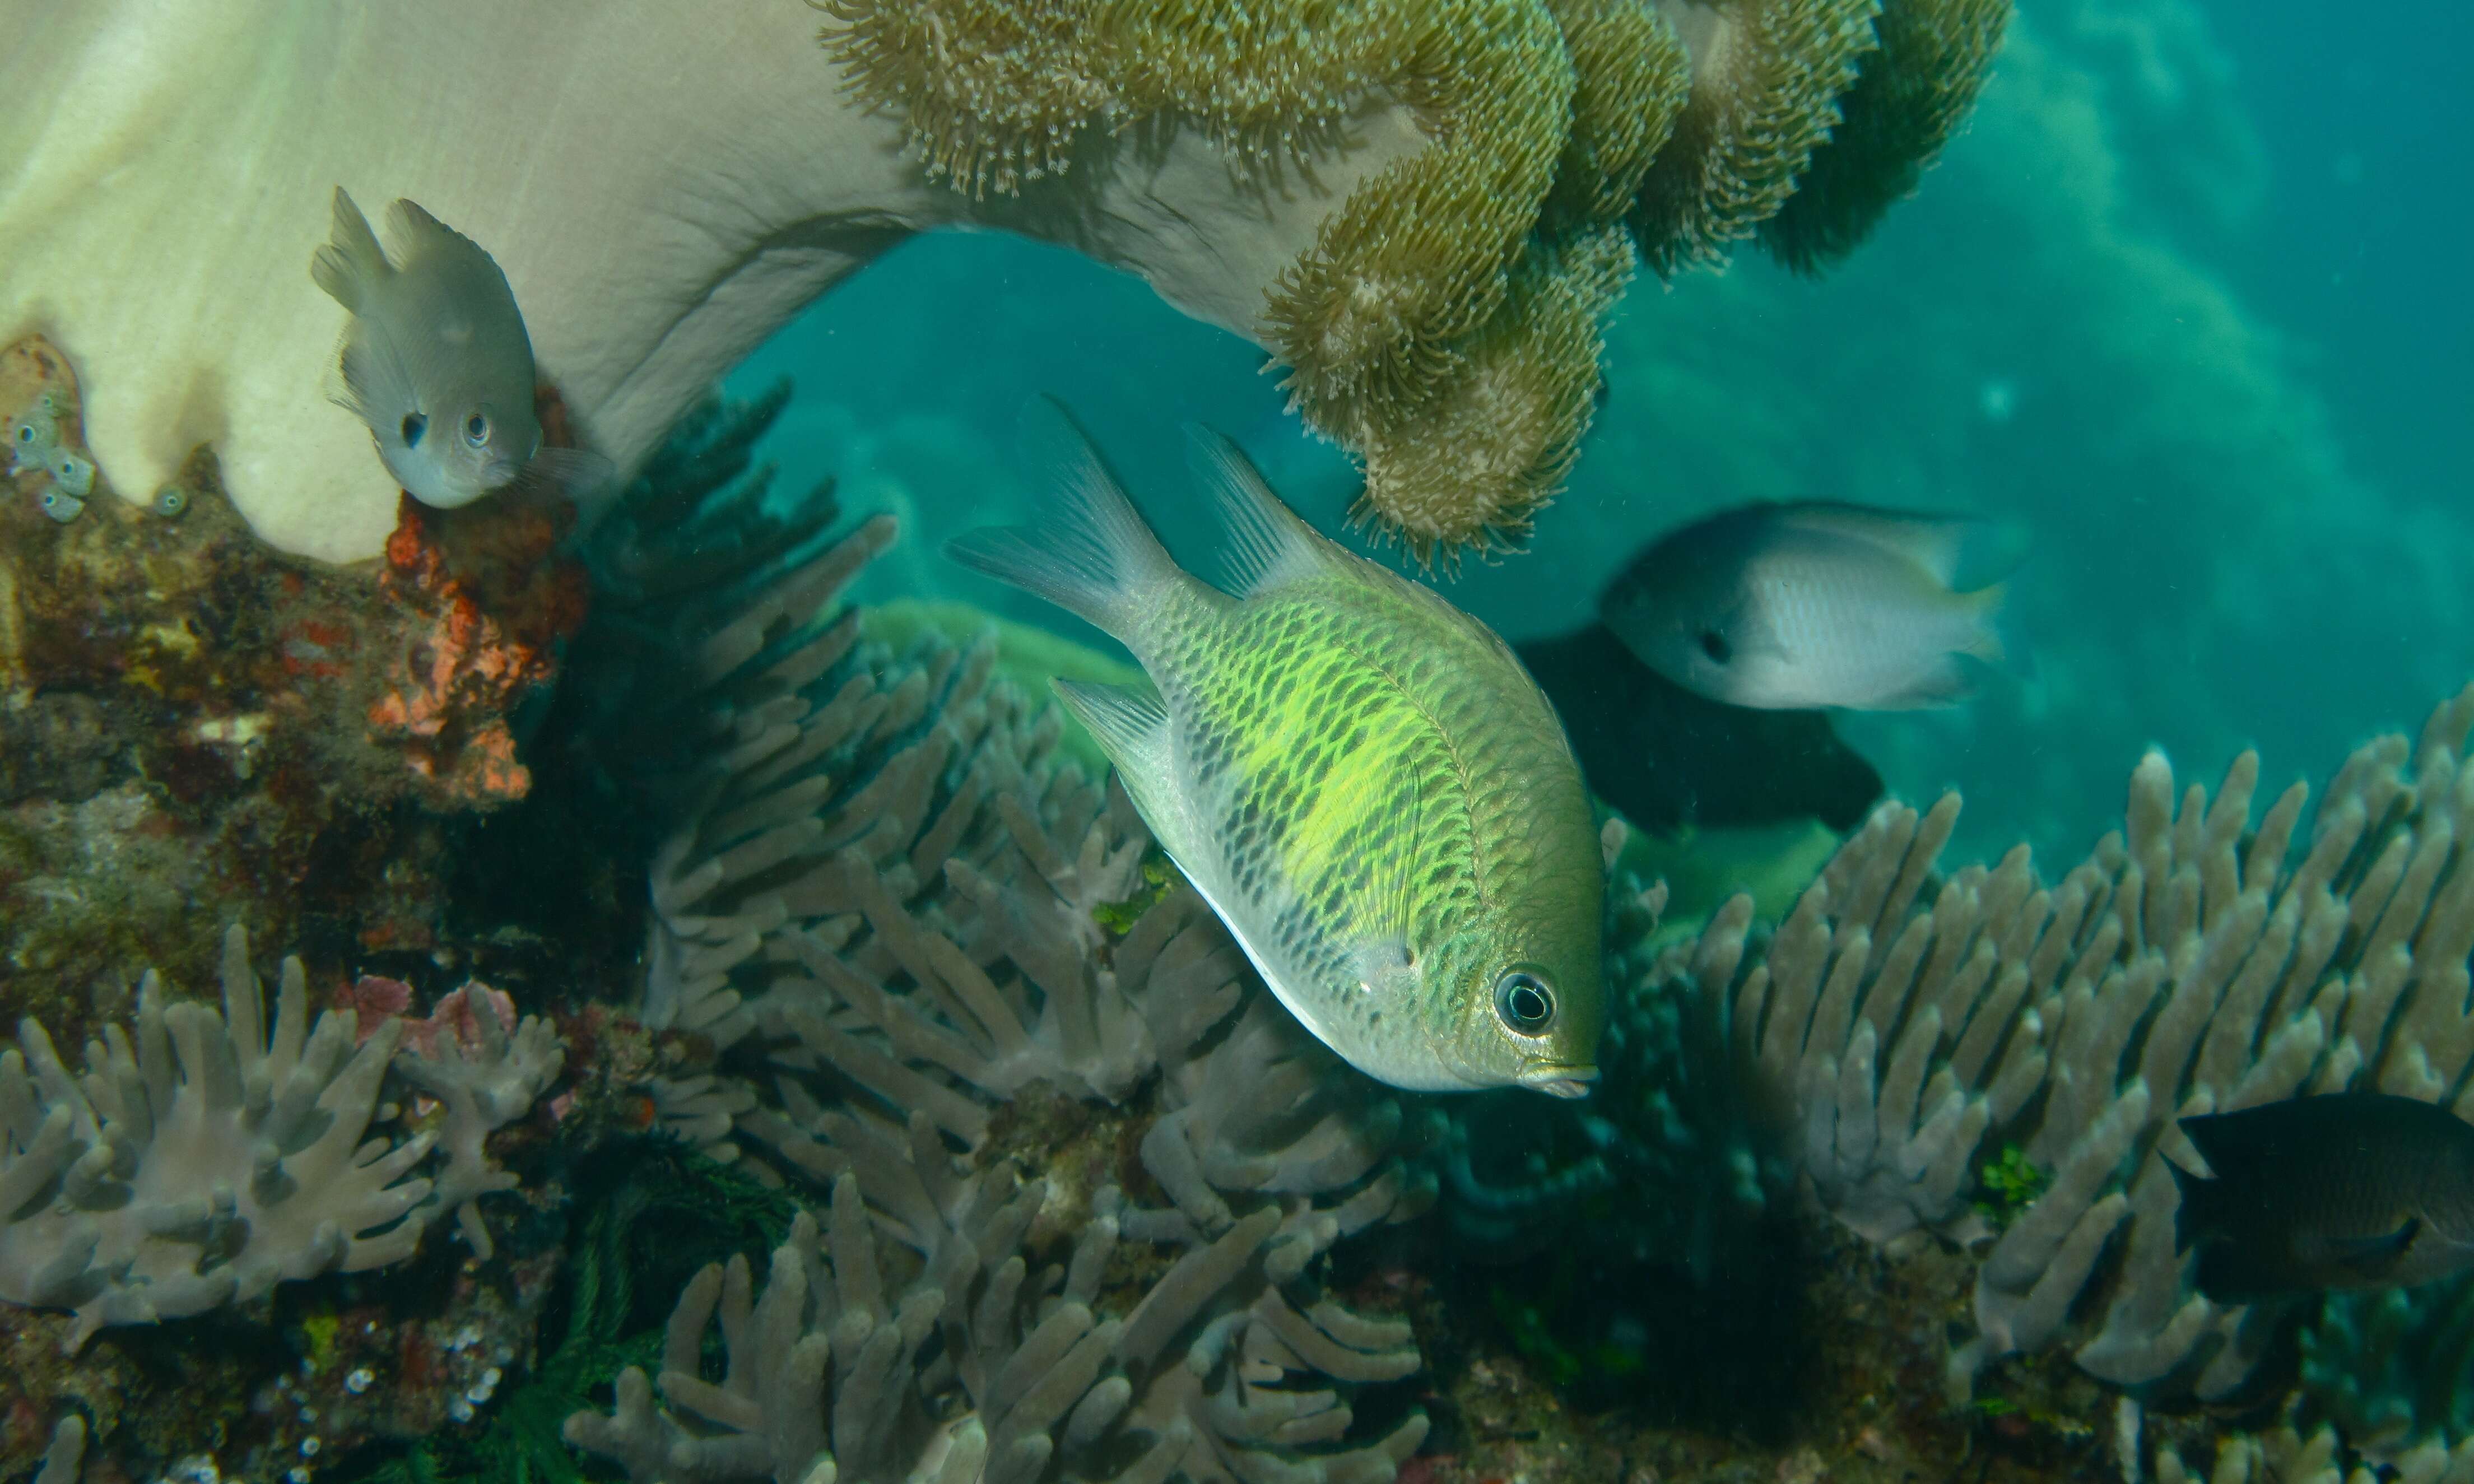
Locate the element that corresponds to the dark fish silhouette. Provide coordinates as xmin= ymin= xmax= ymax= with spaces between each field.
xmin=2171 ymin=1092 xmax=2474 ymax=1301
xmin=1514 ymin=622 xmax=1882 ymax=835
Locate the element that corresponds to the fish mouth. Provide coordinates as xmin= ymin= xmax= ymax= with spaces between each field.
xmin=1517 ymin=1063 xmax=1598 ymax=1099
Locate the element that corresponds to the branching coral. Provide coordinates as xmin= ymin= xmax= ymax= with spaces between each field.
xmin=1 ymin=927 xmax=434 ymax=1350
xmin=2300 ymin=1278 xmax=2474 ymax=1453
xmin=0 ymin=925 xmax=565 ymax=1350
xmin=1642 ymin=682 xmax=2474 ymax=1403
xmin=565 ymin=1150 xmax=1426 ymax=1484
xmin=397 ymin=984 xmax=567 ymax=1260
xmin=555 ymin=423 xmax=1434 ymax=1478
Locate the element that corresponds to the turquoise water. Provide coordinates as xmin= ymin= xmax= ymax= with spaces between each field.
xmin=9 ymin=4 xmax=2474 ymax=1482
xmin=731 ymin=0 xmax=2473 ymax=868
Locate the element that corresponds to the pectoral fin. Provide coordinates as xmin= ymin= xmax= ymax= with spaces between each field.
xmin=2327 ymin=1217 xmax=2420 ymax=1280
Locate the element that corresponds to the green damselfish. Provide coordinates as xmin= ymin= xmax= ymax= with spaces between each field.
xmin=948 ymin=405 xmax=1605 ymax=1097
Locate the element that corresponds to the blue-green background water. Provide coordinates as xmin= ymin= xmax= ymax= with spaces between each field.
xmin=727 ymin=0 xmax=2472 ymax=866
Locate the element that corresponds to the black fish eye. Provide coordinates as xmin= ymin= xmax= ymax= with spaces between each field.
xmin=464 ymin=413 xmax=490 ymax=446
xmin=1699 ymin=629 xmax=1731 ymax=664
xmin=1494 ymin=971 xmax=1555 ymax=1035
xmin=400 ymin=412 xmax=427 ymax=448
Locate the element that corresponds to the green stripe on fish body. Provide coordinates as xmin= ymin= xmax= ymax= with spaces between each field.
xmin=950 ymin=406 xmax=1603 ymax=1097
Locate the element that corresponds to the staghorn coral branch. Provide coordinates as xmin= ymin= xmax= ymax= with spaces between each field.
xmin=1653 ymin=681 xmax=2474 ymax=1402
xmin=2 ymin=927 xmax=438 ymax=1350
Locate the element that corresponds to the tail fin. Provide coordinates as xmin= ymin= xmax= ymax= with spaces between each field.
xmin=2167 ymin=1155 xmax=2218 ymax=1254
xmin=944 ymin=397 xmax=1184 ymax=643
xmin=1957 ymin=580 xmax=2037 ymax=681
xmin=310 ymin=187 xmax=389 ymax=313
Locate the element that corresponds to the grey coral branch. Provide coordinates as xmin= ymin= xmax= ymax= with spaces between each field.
xmin=1660 ymin=681 xmax=2474 ymax=1402
xmin=2 ymin=926 xmax=435 ymax=1349
xmin=394 ymin=985 xmax=566 ymax=1260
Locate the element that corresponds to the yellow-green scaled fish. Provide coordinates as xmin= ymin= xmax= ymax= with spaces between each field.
xmin=948 ymin=411 xmax=1605 ymax=1097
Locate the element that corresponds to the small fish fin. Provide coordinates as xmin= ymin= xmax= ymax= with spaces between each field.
xmin=1870 ymin=657 xmax=1978 ymax=710
xmin=2328 ymin=1217 xmax=2421 ymax=1279
xmin=945 ymin=397 xmax=1185 ymax=642
xmin=310 ymin=187 xmax=389 ymax=312
xmin=386 ymin=198 xmax=485 ymax=271
xmin=504 ymin=447 xmax=621 ymax=534
xmin=1970 ymin=580 xmax=2038 ymax=682
xmin=1340 ymin=755 xmax=1428 ymax=988
xmin=1183 ymin=424 xmax=1332 ymax=598
xmin=332 ymin=320 xmax=424 ymax=443
xmin=318 ymin=332 xmax=365 ymax=417
xmin=2178 ymin=1105 xmax=2271 ymax=1175
xmin=1344 ymin=938 xmax=1422 ymax=1002
xmin=1777 ymin=502 xmax=2027 ymax=589
xmin=1053 ymin=678 xmax=1171 ymax=777
xmin=1954 ymin=579 xmax=2036 ymax=678
xmin=2167 ymin=1156 xmax=2220 ymax=1254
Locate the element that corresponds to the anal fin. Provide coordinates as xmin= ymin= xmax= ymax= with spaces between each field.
xmin=2328 ymin=1217 xmax=2420 ymax=1280
xmin=1054 ymin=678 xmax=1170 ymax=776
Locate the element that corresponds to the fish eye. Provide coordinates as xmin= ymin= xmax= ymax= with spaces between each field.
xmin=1493 ymin=971 xmax=1556 ymax=1035
xmin=463 ymin=412 xmax=491 ymax=447
xmin=153 ymin=486 xmax=188 ymax=517
xmin=1698 ymin=629 xmax=1731 ymax=664
xmin=401 ymin=412 xmax=428 ymax=448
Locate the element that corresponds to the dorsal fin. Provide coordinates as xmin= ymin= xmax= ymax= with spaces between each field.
xmin=1183 ymin=425 xmax=1333 ymax=598
xmin=310 ymin=187 xmax=390 ymax=313
xmin=1771 ymin=501 xmax=1980 ymax=587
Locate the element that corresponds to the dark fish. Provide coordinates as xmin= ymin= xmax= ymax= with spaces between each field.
xmin=2171 ymin=1092 xmax=2474 ymax=1301
xmin=1514 ymin=622 xmax=1882 ymax=835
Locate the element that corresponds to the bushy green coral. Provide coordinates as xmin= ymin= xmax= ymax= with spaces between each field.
xmin=1091 ymin=851 xmax=1178 ymax=937
xmin=822 ymin=0 xmax=2009 ymax=567
xmin=1759 ymin=0 xmax=2012 ymax=272
xmin=1971 ymin=1142 xmax=2048 ymax=1226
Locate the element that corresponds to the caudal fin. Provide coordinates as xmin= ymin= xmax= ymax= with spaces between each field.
xmin=310 ymin=187 xmax=389 ymax=313
xmin=1957 ymin=580 xmax=2038 ymax=682
xmin=945 ymin=397 xmax=1184 ymax=643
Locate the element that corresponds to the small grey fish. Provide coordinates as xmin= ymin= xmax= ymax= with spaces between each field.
xmin=311 ymin=188 xmax=597 ymax=511
xmin=2171 ymin=1092 xmax=2474 ymax=1301
xmin=1599 ymin=501 xmax=2017 ymax=710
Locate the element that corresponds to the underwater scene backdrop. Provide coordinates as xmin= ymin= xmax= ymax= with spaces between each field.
xmin=2 ymin=2 xmax=2471 ymax=1484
